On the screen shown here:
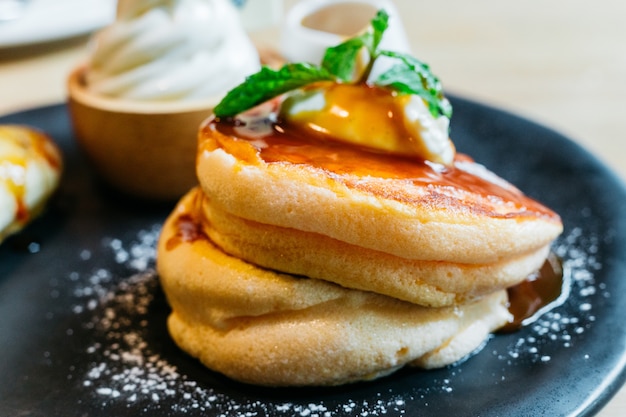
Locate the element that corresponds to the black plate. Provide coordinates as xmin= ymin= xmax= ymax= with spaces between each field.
xmin=1 ymin=98 xmax=625 ymax=417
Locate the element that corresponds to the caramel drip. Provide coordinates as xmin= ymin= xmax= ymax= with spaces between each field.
xmin=1 ymin=138 xmax=28 ymax=224
xmin=165 ymin=214 xmax=206 ymax=251
xmin=500 ymin=252 xmax=564 ymax=332
xmin=166 ymin=190 xmax=209 ymax=251
xmin=0 ymin=126 xmax=62 ymax=226
xmin=32 ymin=130 xmax=63 ymax=171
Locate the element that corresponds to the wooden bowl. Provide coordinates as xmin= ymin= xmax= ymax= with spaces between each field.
xmin=67 ymin=66 xmax=219 ymax=201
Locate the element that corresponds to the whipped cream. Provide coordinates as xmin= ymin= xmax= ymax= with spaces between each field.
xmin=402 ymin=94 xmax=454 ymax=165
xmin=85 ymin=0 xmax=260 ymax=101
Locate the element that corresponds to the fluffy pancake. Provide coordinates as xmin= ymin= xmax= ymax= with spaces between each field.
xmin=158 ymin=11 xmax=564 ymax=386
xmin=201 ymin=190 xmax=551 ymax=307
xmin=196 ymin=114 xmax=563 ymax=266
xmin=0 ymin=125 xmax=62 ymax=243
xmin=157 ymin=189 xmax=512 ymax=386
xmin=157 ymin=101 xmax=563 ymax=386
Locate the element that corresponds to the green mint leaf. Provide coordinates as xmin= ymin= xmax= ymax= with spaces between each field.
xmin=370 ymin=9 xmax=389 ymax=53
xmin=213 ymin=64 xmax=336 ymax=118
xmin=375 ymin=63 xmax=442 ymax=117
xmin=375 ymin=50 xmax=452 ymax=118
xmin=321 ymin=9 xmax=389 ymax=82
xmin=321 ymin=37 xmax=366 ymax=81
xmin=212 ymin=9 xmax=452 ymax=120
xmin=380 ymin=51 xmax=441 ymax=91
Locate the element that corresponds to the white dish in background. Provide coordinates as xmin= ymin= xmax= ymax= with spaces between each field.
xmin=280 ymin=0 xmax=411 ymax=78
xmin=0 ymin=0 xmax=115 ymax=49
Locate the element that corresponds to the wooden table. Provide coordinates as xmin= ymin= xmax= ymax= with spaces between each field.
xmin=1 ymin=1 xmax=624 ymax=415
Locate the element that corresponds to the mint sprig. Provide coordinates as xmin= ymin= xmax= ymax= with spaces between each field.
xmin=213 ymin=10 xmax=451 ymax=120
xmin=213 ymin=64 xmax=335 ymax=118
xmin=375 ymin=51 xmax=452 ymax=118
xmin=320 ymin=9 xmax=388 ymax=82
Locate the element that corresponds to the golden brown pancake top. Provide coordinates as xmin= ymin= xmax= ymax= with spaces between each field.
xmin=200 ymin=104 xmax=560 ymax=223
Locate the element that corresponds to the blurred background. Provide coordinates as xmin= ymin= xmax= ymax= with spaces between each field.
xmin=397 ymin=0 xmax=626 ymax=183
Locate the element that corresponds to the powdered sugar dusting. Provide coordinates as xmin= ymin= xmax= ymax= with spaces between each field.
xmin=58 ymin=219 xmax=602 ymax=416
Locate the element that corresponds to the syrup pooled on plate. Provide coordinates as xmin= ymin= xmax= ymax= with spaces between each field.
xmin=501 ymin=252 xmax=565 ymax=332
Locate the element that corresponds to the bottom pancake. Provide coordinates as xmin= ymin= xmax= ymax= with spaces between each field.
xmin=157 ymin=189 xmax=512 ymax=386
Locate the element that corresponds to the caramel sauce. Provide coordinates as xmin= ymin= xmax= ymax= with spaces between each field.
xmin=165 ymin=213 xmax=208 ymax=251
xmin=0 ymin=126 xmax=63 ymax=226
xmin=281 ymin=84 xmax=436 ymax=159
xmin=33 ymin=130 xmax=63 ymax=171
xmin=1 ymin=143 xmax=28 ymax=225
xmin=1 ymin=159 xmax=27 ymax=223
xmin=166 ymin=191 xmax=209 ymax=251
xmin=203 ymin=101 xmax=559 ymax=221
xmin=500 ymin=252 xmax=565 ymax=333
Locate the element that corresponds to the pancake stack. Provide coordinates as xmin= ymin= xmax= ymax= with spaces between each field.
xmin=156 ymin=98 xmax=563 ymax=386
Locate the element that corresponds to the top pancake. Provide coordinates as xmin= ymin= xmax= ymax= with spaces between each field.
xmin=196 ymin=109 xmax=563 ymax=265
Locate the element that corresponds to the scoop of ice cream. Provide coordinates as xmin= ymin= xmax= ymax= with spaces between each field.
xmin=85 ymin=0 xmax=260 ymax=101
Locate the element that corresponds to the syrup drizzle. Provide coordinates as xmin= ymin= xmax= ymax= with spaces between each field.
xmin=501 ymin=252 xmax=565 ymax=332
xmin=204 ymin=106 xmax=560 ymax=221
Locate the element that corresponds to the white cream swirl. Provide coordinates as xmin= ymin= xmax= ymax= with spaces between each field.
xmin=85 ymin=0 xmax=260 ymax=101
